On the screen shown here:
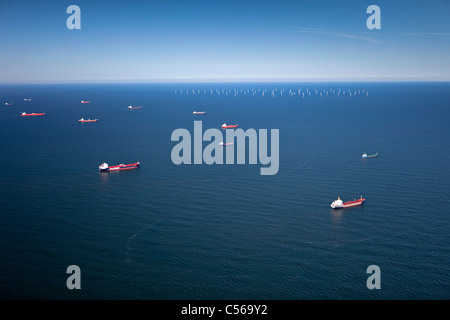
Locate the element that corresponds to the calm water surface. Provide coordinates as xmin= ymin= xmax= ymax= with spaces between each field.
xmin=0 ymin=83 xmax=448 ymax=299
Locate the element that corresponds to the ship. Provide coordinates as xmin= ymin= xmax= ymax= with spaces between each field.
xmin=21 ymin=112 xmax=45 ymax=116
xmin=78 ymin=117 xmax=99 ymax=123
xmin=219 ymin=141 xmax=233 ymax=146
xmin=193 ymin=111 xmax=206 ymax=115
xmin=128 ymin=105 xmax=142 ymax=109
xmin=362 ymin=152 xmax=378 ymax=159
xmin=5 ymin=102 xmax=14 ymax=106
xmin=221 ymin=123 xmax=239 ymax=129
xmin=24 ymin=99 xmax=32 ymax=102
xmin=331 ymin=196 xmax=365 ymax=209
xmin=99 ymin=162 xmax=140 ymax=172
xmin=81 ymin=100 xmax=90 ymax=104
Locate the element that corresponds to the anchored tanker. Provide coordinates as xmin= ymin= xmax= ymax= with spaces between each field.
xmin=221 ymin=123 xmax=238 ymax=129
xmin=362 ymin=152 xmax=378 ymax=159
xmin=21 ymin=112 xmax=45 ymax=116
xmin=331 ymin=196 xmax=365 ymax=209
xmin=78 ymin=117 xmax=99 ymax=123
xmin=99 ymin=162 xmax=140 ymax=172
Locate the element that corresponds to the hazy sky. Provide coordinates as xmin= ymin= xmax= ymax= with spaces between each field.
xmin=0 ymin=0 xmax=449 ymax=83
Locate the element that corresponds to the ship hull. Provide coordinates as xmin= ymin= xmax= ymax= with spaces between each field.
xmin=362 ymin=153 xmax=378 ymax=159
xmin=100 ymin=163 xmax=140 ymax=172
xmin=21 ymin=113 xmax=45 ymax=116
xmin=331 ymin=200 xmax=365 ymax=209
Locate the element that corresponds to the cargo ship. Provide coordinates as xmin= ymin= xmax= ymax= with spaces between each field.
xmin=128 ymin=105 xmax=142 ymax=109
xmin=21 ymin=112 xmax=45 ymax=116
xmin=362 ymin=152 xmax=378 ymax=159
xmin=81 ymin=100 xmax=90 ymax=104
xmin=78 ymin=117 xmax=99 ymax=123
xmin=99 ymin=162 xmax=140 ymax=172
xmin=193 ymin=111 xmax=206 ymax=115
xmin=222 ymin=123 xmax=239 ymax=129
xmin=331 ymin=196 xmax=365 ymax=209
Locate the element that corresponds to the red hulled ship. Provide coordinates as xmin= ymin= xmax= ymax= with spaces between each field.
xmin=21 ymin=112 xmax=45 ymax=116
xmin=99 ymin=162 xmax=140 ymax=172
xmin=330 ymin=196 xmax=365 ymax=209
xmin=221 ymin=123 xmax=238 ymax=129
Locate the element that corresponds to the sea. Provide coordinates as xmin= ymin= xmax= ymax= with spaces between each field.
xmin=0 ymin=82 xmax=449 ymax=300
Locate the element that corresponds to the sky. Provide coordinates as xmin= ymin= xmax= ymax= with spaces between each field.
xmin=0 ymin=0 xmax=449 ymax=83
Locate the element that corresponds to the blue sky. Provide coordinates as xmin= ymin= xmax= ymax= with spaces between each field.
xmin=0 ymin=0 xmax=449 ymax=83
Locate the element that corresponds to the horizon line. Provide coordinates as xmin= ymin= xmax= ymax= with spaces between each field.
xmin=1 ymin=78 xmax=449 ymax=85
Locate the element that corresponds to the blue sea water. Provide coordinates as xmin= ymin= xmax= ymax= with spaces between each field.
xmin=0 ymin=82 xmax=449 ymax=300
